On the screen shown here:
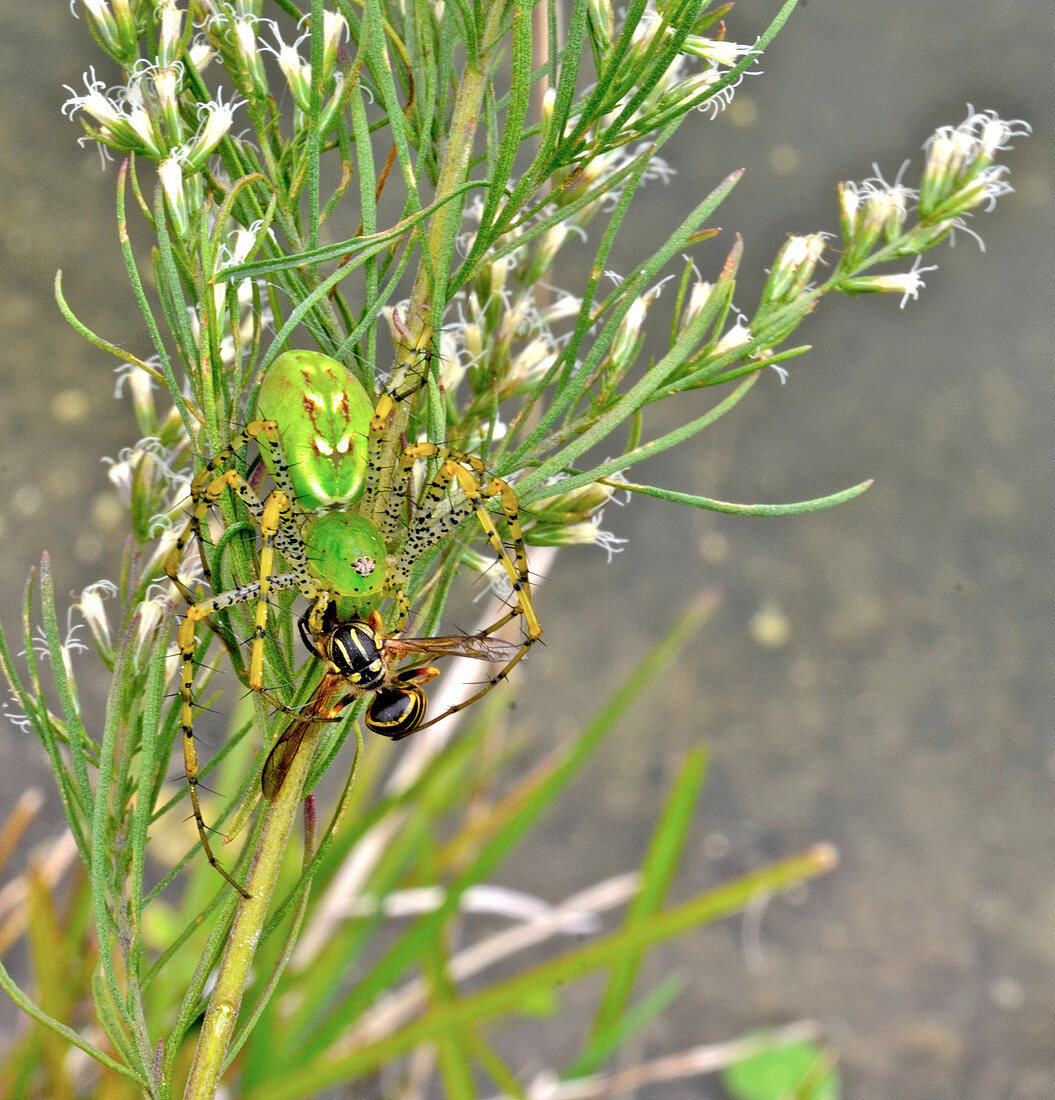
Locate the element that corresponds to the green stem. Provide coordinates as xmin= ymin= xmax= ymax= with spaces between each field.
xmin=183 ymin=720 xmax=325 ymax=1098
xmin=402 ymin=2 xmax=512 ymax=343
xmin=375 ymin=1 xmax=514 ymax=524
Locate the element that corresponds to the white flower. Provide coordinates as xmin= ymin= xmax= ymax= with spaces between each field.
xmin=713 ymin=320 xmax=751 ymax=358
xmin=886 ymin=256 xmax=938 ymax=309
xmin=62 ymin=68 xmax=166 ymax=158
xmin=183 ymin=90 xmax=241 ymax=169
xmin=683 ymin=36 xmax=756 ymax=68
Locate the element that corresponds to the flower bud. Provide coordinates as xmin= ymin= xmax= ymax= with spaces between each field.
xmin=77 ymin=580 xmax=118 ymax=657
xmin=158 ymin=158 xmax=191 ymax=237
xmin=133 ymin=596 xmax=170 ymax=668
xmin=609 ymin=296 xmax=647 ymax=369
xmin=837 ymin=181 xmax=861 ymax=245
xmin=531 ymin=478 xmax=620 ymax=524
xmin=712 ymin=320 xmax=751 ymax=359
xmin=157 ymin=0 xmax=186 ymax=68
xmin=760 ymin=234 xmax=826 ymax=309
xmin=183 ymin=94 xmax=239 ymax=171
xmin=79 ymin=0 xmax=124 ymax=61
xmin=322 ymin=10 xmax=349 ymax=80
xmin=232 ymin=16 xmax=269 ymax=100
xmin=587 ymin=0 xmax=614 ymax=51
xmin=152 ymin=65 xmax=184 ymax=146
xmin=839 ymin=259 xmax=936 ymax=308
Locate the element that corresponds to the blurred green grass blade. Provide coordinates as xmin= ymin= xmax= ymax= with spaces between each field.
xmin=572 ymin=975 xmax=683 ymax=1078
xmin=281 ymin=728 xmax=497 ymax=1048
xmin=420 ymin=837 xmax=476 ymax=1100
xmin=233 ymin=868 xmax=316 ymax=1090
xmin=27 ymin=867 xmax=76 ymax=1095
xmin=0 ymin=949 xmax=145 ymax=1087
xmin=280 ymin=799 xmax=435 ymax=1051
xmin=466 ymin=1025 xmax=530 ymax=1099
xmin=579 ymin=747 xmax=708 ymax=1073
xmin=269 ymin=717 xmax=487 ymax=951
xmin=250 ymin=845 xmax=836 ymax=1099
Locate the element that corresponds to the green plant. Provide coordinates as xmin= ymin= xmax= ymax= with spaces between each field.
xmin=0 ymin=0 xmax=1027 ymax=1095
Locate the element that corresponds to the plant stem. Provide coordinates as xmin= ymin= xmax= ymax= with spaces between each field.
xmin=183 ymin=719 xmax=325 ymax=1098
xmin=401 ymin=0 xmax=512 ymax=352
xmin=373 ymin=1 xmax=514 ymax=537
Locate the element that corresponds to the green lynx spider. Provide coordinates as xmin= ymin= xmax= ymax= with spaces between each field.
xmin=165 ymin=348 xmax=541 ymax=893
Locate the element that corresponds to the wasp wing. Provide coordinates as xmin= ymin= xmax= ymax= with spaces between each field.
xmin=262 ymin=672 xmax=352 ymax=799
xmin=382 ymin=633 xmax=524 ymax=664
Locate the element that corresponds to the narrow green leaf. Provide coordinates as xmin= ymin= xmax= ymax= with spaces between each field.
xmin=473 ymin=0 xmax=535 ymax=237
xmin=38 ymin=558 xmax=93 ymax=813
xmin=519 ymin=375 xmax=759 ymax=506
xmin=89 ymin=615 xmax=152 ymax=1066
xmin=614 ymin=477 xmax=874 ymax=516
xmin=0 ymin=950 xmax=147 ymax=1088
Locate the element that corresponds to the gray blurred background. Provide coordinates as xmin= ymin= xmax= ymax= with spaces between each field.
xmin=0 ymin=1 xmax=1052 ymax=1097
